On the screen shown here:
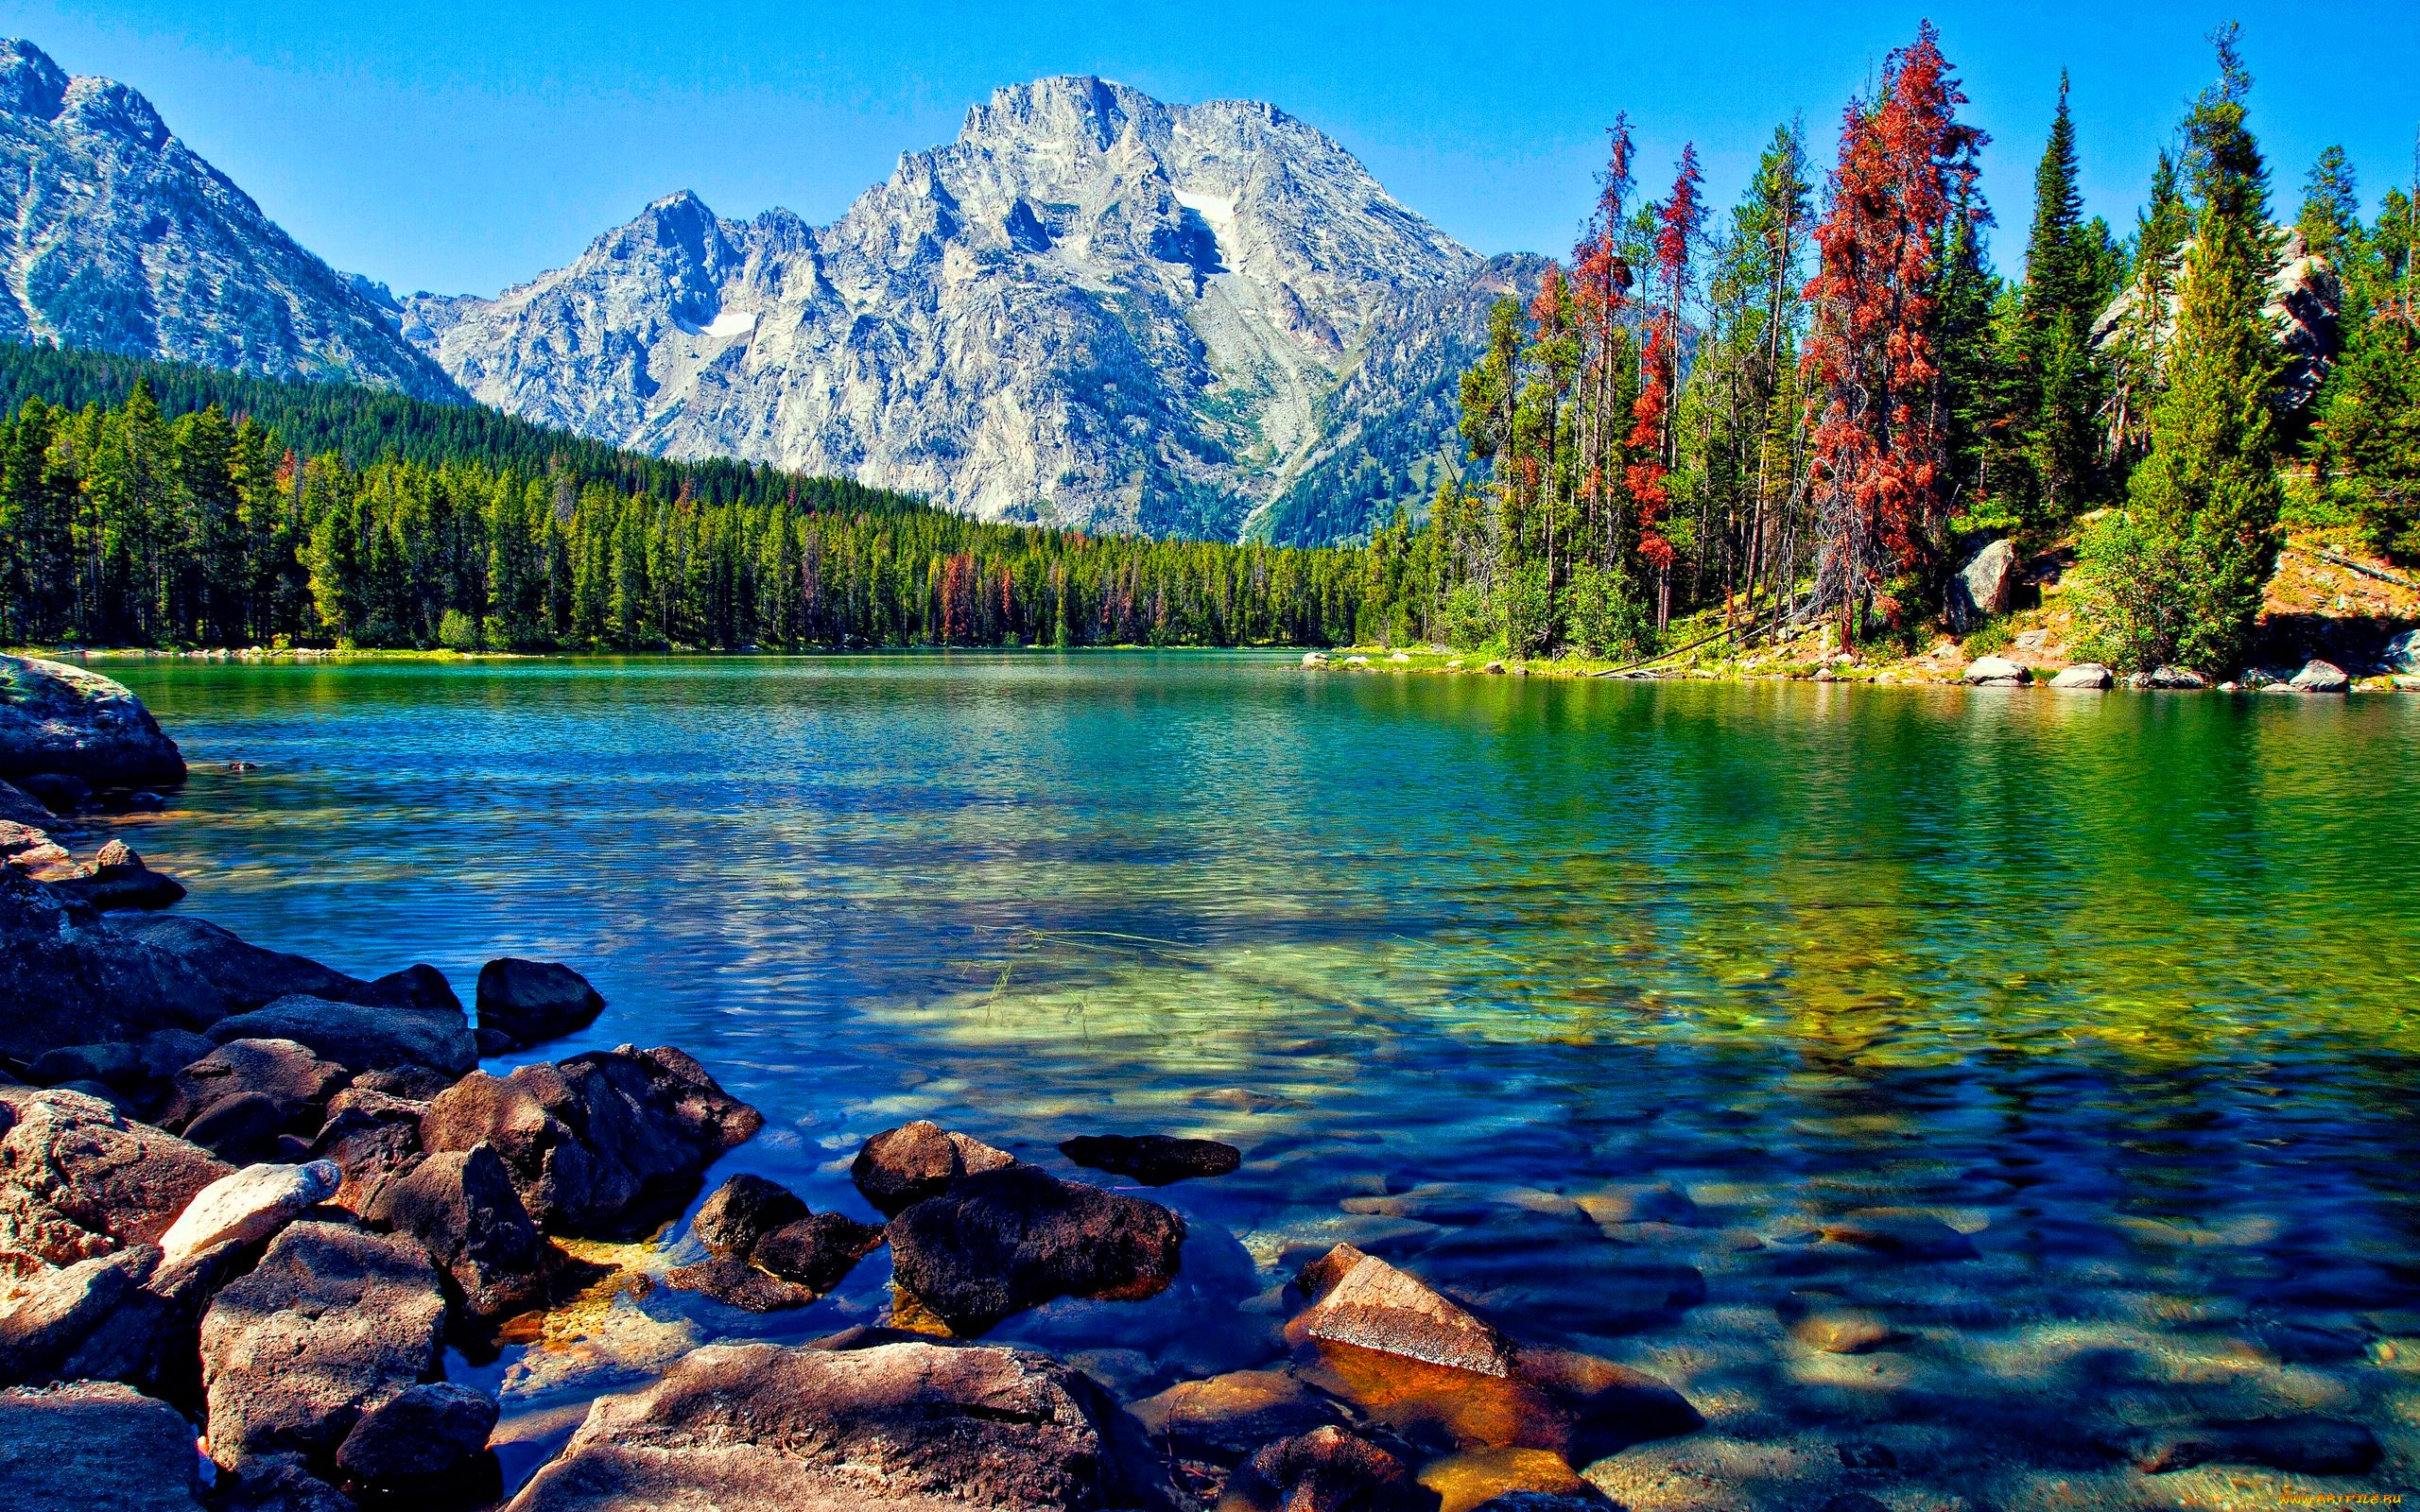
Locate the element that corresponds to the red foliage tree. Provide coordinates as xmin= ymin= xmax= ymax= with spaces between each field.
xmin=1625 ymin=146 xmax=1705 ymax=626
xmin=939 ymin=551 xmax=977 ymax=644
xmin=1572 ymin=117 xmax=1636 ymax=565
xmin=1801 ymin=21 xmax=1985 ymax=643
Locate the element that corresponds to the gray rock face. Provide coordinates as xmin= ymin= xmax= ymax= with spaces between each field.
xmin=0 ymin=1380 xmax=207 ymax=1512
xmin=474 ymin=957 xmax=605 ymax=1047
xmin=0 ymin=41 xmax=458 ymax=398
xmin=403 ymin=77 xmax=1506 ymax=542
xmin=887 ymin=1163 xmax=1186 ymax=1335
xmin=2095 ymin=231 xmax=2342 ymax=413
xmin=199 ymin=1221 xmax=448 ymax=1471
xmin=205 ymin=994 xmax=475 ymax=1077
xmin=1956 ymin=540 xmax=2021 ymax=622
xmin=0 ymin=655 xmax=184 ymax=787
xmin=0 ymin=1085 xmax=231 ymax=1276
xmin=503 ymin=1338 xmax=1180 ymax=1512
xmin=419 ymin=1045 xmax=763 ymax=1236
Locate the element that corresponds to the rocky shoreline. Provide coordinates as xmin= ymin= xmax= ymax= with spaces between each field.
xmin=1 ymin=652 xmax=2399 ymax=1511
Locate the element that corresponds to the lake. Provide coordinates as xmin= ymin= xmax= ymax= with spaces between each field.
xmin=96 ymin=652 xmax=2420 ymax=1507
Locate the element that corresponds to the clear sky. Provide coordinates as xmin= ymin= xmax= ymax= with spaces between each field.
xmin=7 ymin=1 xmax=2415 ymax=297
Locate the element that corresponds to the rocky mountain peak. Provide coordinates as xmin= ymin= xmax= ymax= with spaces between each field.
xmin=0 ymin=39 xmax=69 ymax=119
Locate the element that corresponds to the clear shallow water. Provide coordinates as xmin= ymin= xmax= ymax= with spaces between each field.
xmin=94 ymin=654 xmax=2420 ymax=1507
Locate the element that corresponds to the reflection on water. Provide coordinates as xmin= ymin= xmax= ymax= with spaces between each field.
xmin=99 ymin=653 xmax=2420 ymax=1507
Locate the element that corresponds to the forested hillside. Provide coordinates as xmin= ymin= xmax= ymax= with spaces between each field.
xmin=0 ymin=344 xmax=1375 ymax=652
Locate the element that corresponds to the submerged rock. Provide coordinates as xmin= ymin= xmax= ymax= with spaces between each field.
xmin=1128 ymin=1368 xmax=1359 ymax=1466
xmin=420 ymin=1045 xmax=763 ymax=1237
xmin=887 ymin=1163 xmax=1186 ymax=1335
xmin=475 ymin=958 xmax=605 ymax=1047
xmin=851 ymin=1119 xmax=1017 ymax=1216
xmin=0 ymin=654 xmax=186 ymax=788
xmin=0 ymin=1380 xmax=207 ymax=1512
xmin=1813 ymin=1209 xmax=1978 ymax=1261
xmin=0 ymin=1085 xmax=231 ymax=1275
xmin=1218 ymin=1425 xmax=1431 ymax=1512
xmin=1059 ymin=1132 xmax=1242 ymax=1185
xmin=199 ymin=1221 xmax=448 ymax=1472
xmin=2130 ymin=1416 xmax=2380 ymax=1475
xmin=502 ymin=1338 xmax=1181 ymax=1512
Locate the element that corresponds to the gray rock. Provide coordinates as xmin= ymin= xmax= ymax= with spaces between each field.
xmin=365 ymin=1144 xmax=554 ymax=1319
xmin=887 ymin=1163 xmax=1186 ymax=1335
xmin=199 ymin=1221 xmax=447 ymax=1471
xmin=181 ymin=1093 xmax=286 ymax=1164
xmin=2290 ymin=658 xmax=2351 ymax=693
xmin=0 ymin=43 xmax=458 ymax=398
xmin=419 ymin=1045 xmax=763 ymax=1236
xmin=850 ymin=1119 xmax=1017 ymax=1216
xmin=1058 ymin=1133 xmax=1241 ymax=1186
xmin=475 ymin=958 xmax=605 ymax=1047
xmin=360 ymin=964 xmax=461 ymax=1014
xmin=501 ymin=1338 xmax=1180 ymax=1512
xmin=0 ymin=1241 xmax=240 ymax=1398
xmin=333 ymin=1381 xmax=498 ymax=1492
xmin=106 ymin=914 xmax=375 ymax=1015
xmin=0 ymin=819 xmax=78 ymax=882
xmin=216 ymin=1452 xmax=353 ymax=1512
xmin=10 ymin=774 xmax=90 ymax=816
xmin=0 ymin=1246 xmax=158 ymax=1384
xmin=0 ymin=871 xmax=227 ymax=1063
xmin=0 ymin=1380 xmax=206 ymax=1512
xmin=0 ymin=655 xmax=184 ymax=788
xmin=158 ymin=1160 xmax=340 ymax=1262
xmin=0 ymin=1086 xmax=231 ymax=1276
xmin=1956 ymin=539 xmax=2021 ymax=621
xmin=48 ymin=840 xmax=185 ymax=911
xmin=2049 ymin=662 xmax=2114 ymax=689
xmin=206 ymin=993 xmax=475 ymax=1077
xmin=26 ymin=1041 xmax=146 ymax=1091
xmin=2385 ymin=628 xmax=2420 ymax=674
xmin=2134 ymin=665 xmax=2210 ymax=690
xmin=1960 ymin=655 xmax=2031 ymax=687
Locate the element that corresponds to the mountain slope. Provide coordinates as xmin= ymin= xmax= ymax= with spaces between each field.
xmin=0 ymin=39 xmax=458 ymax=401
xmin=406 ymin=77 xmax=1504 ymax=540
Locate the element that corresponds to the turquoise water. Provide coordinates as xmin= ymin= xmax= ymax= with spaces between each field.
xmin=96 ymin=654 xmax=2420 ymax=1506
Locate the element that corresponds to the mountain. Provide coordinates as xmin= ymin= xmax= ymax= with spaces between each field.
xmin=405 ymin=77 xmax=1524 ymax=541
xmin=0 ymin=39 xmax=458 ymax=401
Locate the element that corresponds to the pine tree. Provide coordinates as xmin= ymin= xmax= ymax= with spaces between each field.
xmin=2296 ymin=146 xmax=2360 ymax=259
xmin=2081 ymin=24 xmax=2284 ymax=673
xmin=2008 ymin=73 xmax=2110 ymax=523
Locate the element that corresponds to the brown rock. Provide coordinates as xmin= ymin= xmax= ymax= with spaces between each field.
xmin=1418 ymin=1447 xmax=1610 ymax=1512
xmin=333 ymin=1381 xmax=499 ymax=1493
xmin=887 ymin=1163 xmax=1185 ymax=1335
xmin=1815 ymin=1209 xmax=1978 ymax=1260
xmin=474 ymin=958 xmax=604 ymax=1048
xmin=366 ymin=1143 xmax=556 ymax=1320
xmin=501 ymin=1338 xmax=1181 ymax=1512
xmin=419 ymin=1045 xmax=762 ymax=1237
xmin=664 ymin=1255 xmax=824 ymax=1313
xmin=752 ymin=1212 xmax=885 ymax=1293
xmin=1127 ymin=1368 xmax=1357 ymax=1465
xmin=199 ymin=1221 xmax=447 ymax=1471
xmin=166 ymin=1038 xmax=352 ymax=1133
xmin=690 ymin=1173 xmax=808 ymax=1259
xmin=205 ymin=993 xmax=475 ymax=1078
xmin=1789 ymin=1307 xmax=1895 ymax=1354
xmin=850 ymin=1119 xmax=1015 ymax=1216
xmin=1288 ymin=1244 xmax=1515 ymax=1376
xmin=0 ymin=1085 xmax=231 ymax=1276
xmin=1059 ymin=1133 xmax=1242 ymax=1186
xmin=1215 ymin=1425 xmax=1433 ymax=1512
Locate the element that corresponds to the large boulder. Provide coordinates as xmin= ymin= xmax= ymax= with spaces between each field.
xmin=199 ymin=1221 xmax=447 ymax=1473
xmin=1954 ymin=540 xmax=2021 ymax=623
xmin=502 ymin=1338 xmax=1180 ymax=1512
xmin=0 ymin=655 xmax=185 ymax=788
xmin=0 ymin=1380 xmax=207 ymax=1512
xmin=887 ymin=1163 xmax=1185 ymax=1335
xmin=475 ymin=958 xmax=605 ymax=1048
xmin=106 ymin=915 xmax=374 ymax=1015
xmin=1059 ymin=1133 xmax=1242 ymax=1186
xmin=689 ymin=1173 xmax=808 ymax=1259
xmin=851 ymin=1119 xmax=1016 ymax=1216
xmin=2049 ymin=662 xmax=2114 ymax=690
xmin=0 ymin=779 xmax=50 ymax=829
xmin=0 ymin=1086 xmax=231 ymax=1276
xmin=666 ymin=1178 xmax=884 ymax=1314
xmin=1288 ymin=1244 xmax=1515 ymax=1376
xmin=1960 ymin=656 xmax=2031 ymax=687
xmin=752 ymin=1213 xmax=885 ymax=1293
xmin=206 ymin=994 xmax=475 ymax=1078
xmin=2095 ymin=236 xmax=2342 ymax=413
xmin=420 ymin=1046 xmax=762 ymax=1237
xmin=0 ymin=871 xmax=228 ymax=1063
xmin=2290 ymin=658 xmax=2351 ymax=693
xmin=366 ymin=1144 xmax=555 ymax=1320
xmin=166 ymin=1039 xmax=352 ymax=1136
xmin=0 ymin=1242 xmax=246 ymax=1399
xmin=157 ymin=1160 xmax=340 ymax=1263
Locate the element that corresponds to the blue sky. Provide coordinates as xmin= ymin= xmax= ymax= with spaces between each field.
xmin=8 ymin=1 xmax=2415 ymax=296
